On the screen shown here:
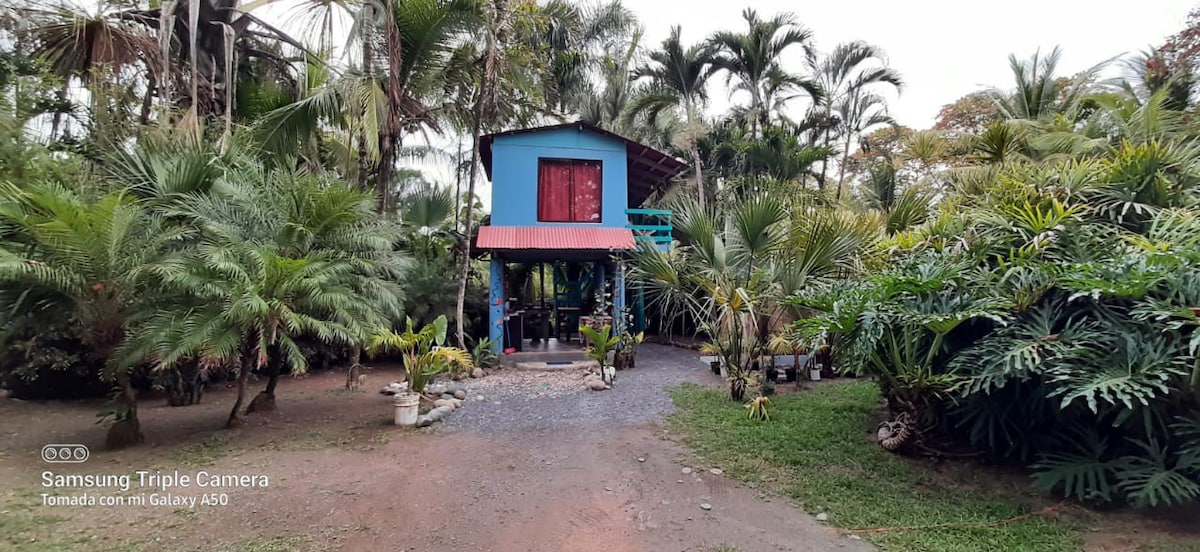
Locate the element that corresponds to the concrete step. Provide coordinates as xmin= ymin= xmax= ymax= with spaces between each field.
xmin=499 ymin=350 xmax=589 ymax=368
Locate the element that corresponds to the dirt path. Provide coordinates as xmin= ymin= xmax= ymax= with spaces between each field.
xmin=0 ymin=345 xmax=868 ymax=551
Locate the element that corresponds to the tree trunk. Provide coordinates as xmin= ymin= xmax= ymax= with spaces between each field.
xmin=356 ymin=8 xmax=375 ymax=191
xmin=691 ymin=146 xmax=705 ymax=209
xmin=105 ymin=368 xmax=144 ymax=450
xmin=818 ymin=125 xmax=831 ymax=191
xmin=453 ymin=149 xmax=463 ymax=231
xmin=50 ymin=81 xmax=69 ymax=140
xmin=836 ymin=134 xmax=852 ymax=201
xmin=139 ymin=73 xmax=156 ymax=126
xmin=227 ymin=351 xmax=255 ymax=428
xmin=346 ymin=345 xmax=363 ymax=389
xmin=247 ymin=352 xmax=280 ymax=414
xmin=455 ymin=107 xmax=484 ymax=349
xmin=376 ymin=0 xmax=405 ymax=213
xmin=456 ymin=0 xmax=508 ymax=348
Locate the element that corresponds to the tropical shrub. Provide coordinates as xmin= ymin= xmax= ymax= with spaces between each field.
xmin=788 ymin=143 xmax=1200 ymax=508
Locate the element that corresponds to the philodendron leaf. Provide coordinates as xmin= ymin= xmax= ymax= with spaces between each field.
xmin=431 ymin=314 xmax=448 ymax=346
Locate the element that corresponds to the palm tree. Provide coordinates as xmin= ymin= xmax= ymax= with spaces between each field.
xmin=121 ymin=160 xmax=403 ymax=426
xmin=256 ymin=0 xmax=478 ymax=204
xmin=990 ymin=46 xmax=1104 ymax=122
xmin=456 ymin=0 xmax=550 ymax=348
xmin=0 ymin=183 xmax=184 ymax=448
xmin=709 ymin=9 xmax=817 ymax=136
xmin=132 ymin=244 xmax=379 ymax=427
xmin=626 ymin=25 xmax=717 ymax=207
xmin=833 ymin=91 xmax=895 ymax=200
xmin=805 ymin=41 xmax=903 ymax=197
xmin=21 ymin=0 xmax=313 ymax=142
xmin=631 ymin=194 xmax=876 ymax=399
xmin=532 ymin=0 xmax=638 ymax=116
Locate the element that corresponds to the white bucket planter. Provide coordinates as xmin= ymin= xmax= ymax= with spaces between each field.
xmin=810 ymin=369 xmax=822 ymax=381
xmin=393 ymin=392 xmax=420 ymax=426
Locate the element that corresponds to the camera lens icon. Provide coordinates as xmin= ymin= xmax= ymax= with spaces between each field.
xmin=42 ymin=444 xmax=89 ymax=463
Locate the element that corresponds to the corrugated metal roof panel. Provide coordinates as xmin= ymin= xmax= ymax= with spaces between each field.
xmin=477 ymin=226 xmax=635 ymax=250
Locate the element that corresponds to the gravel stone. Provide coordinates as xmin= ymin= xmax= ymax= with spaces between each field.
xmin=699 ymin=503 xmax=712 ymax=511
xmin=442 ymin=345 xmax=715 ymax=434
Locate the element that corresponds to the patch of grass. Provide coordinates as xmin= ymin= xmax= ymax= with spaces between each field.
xmin=170 ymin=434 xmax=231 ymax=467
xmin=669 ymin=381 xmax=1080 ymax=552
xmin=369 ymin=431 xmax=391 ymax=446
xmin=0 ymin=507 xmax=71 ymax=551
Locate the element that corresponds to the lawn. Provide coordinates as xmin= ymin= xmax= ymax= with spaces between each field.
xmin=668 ymin=381 xmax=1080 ymax=552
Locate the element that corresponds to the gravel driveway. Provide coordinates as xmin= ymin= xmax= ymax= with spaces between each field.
xmin=443 ymin=344 xmax=716 ymax=433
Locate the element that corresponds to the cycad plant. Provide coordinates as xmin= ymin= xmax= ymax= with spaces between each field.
xmin=0 ymin=183 xmax=184 ymax=448
xmin=124 ymin=243 xmax=381 ymax=428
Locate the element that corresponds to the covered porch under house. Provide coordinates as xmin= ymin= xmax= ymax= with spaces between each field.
xmin=480 ymin=227 xmax=635 ymax=365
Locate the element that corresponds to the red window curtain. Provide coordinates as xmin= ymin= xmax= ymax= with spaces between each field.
xmin=538 ymin=160 xmax=573 ymax=222
xmin=572 ymin=161 xmax=602 ymax=222
xmin=538 ymin=159 xmax=603 ymax=223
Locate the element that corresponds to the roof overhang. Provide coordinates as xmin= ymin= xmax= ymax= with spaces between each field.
xmin=475 ymin=225 xmax=633 ymax=253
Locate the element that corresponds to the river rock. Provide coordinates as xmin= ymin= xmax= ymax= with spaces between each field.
xmin=433 ymin=399 xmax=457 ymax=410
xmin=426 ymin=383 xmax=448 ymax=395
xmin=453 ymin=390 xmax=467 ymax=400
xmin=450 ymin=398 xmax=463 ymax=408
xmin=415 ymin=416 xmax=433 ymax=428
xmin=441 ymin=393 xmax=455 ymax=400
xmin=426 ymin=406 xmax=454 ymax=422
xmin=379 ymin=382 xmax=407 ymax=395
xmin=815 ymin=513 xmax=829 ymax=522
xmin=586 ymin=379 xmax=609 ymax=391
xmin=471 ymin=368 xmax=485 ymax=378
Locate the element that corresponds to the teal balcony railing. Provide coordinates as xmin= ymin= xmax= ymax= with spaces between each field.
xmin=626 ymin=208 xmax=672 ymax=251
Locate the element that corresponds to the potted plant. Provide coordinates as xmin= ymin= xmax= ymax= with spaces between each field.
xmin=580 ymin=324 xmax=620 ymax=383
xmin=613 ymin=331 xmax=644 ymax=370
xmin=367 ymin=315 xmax=472 ymax=426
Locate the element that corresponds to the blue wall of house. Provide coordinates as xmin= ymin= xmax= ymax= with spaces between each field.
xmin=489 ymin=127 xmax=628 ymax=227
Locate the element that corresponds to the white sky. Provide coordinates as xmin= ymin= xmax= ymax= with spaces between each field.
xmin=627 ymin=0 xmax=1199 ymax=128
xmin=254 ymin=0 xmax=1200 ymax=191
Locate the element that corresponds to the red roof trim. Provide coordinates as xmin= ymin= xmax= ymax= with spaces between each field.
xmin=477 ymin=226 xmax=636 ymax=251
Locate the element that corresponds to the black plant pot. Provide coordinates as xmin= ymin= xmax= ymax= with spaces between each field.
xmin=710 ymin=361 xmax=721 ymax=375
xmin=765 ymin=367 xmax=779 ymax=382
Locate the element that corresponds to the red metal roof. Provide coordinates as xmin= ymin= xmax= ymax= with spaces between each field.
xmin=477 ymin=226 xmax=635 ymax=251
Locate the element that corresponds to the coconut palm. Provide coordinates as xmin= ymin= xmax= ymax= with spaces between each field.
xmin=256 ymin=0 xmax=478 ymax=202
xmin=626 ymin=25 xmax=717 ymax=207
xmin=709 ymin=9 xmax=818 ymax=136
xmin=0 ymin=183 xmax=185 ymax=448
